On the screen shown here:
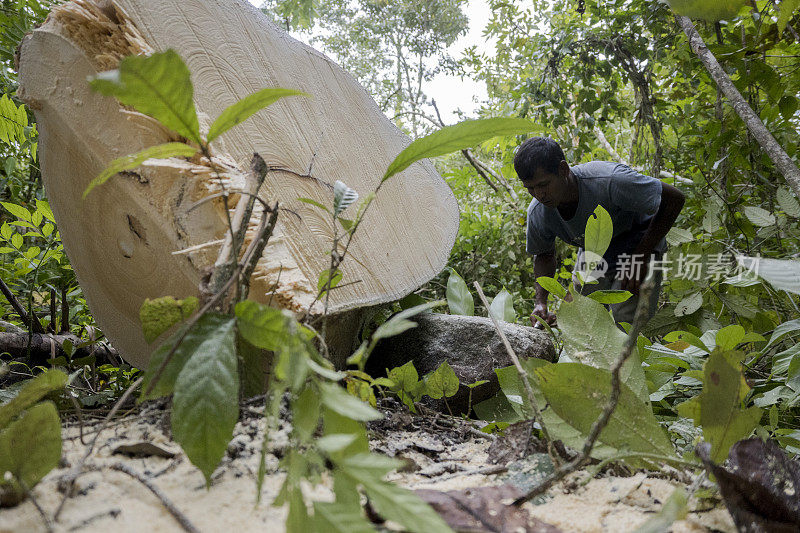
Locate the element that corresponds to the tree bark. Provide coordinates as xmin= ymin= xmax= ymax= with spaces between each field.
xmin=677 ymin=15 xmax=800 ymax=199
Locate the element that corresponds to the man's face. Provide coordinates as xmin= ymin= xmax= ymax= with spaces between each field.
xmin=520 ymin=166 xmax=568 ymax=207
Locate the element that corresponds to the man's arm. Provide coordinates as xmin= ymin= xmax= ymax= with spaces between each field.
xmin=621 ymin=182 xmax=685 ymax=293
xmin=532 ymin=251 xmax=558 ymax=327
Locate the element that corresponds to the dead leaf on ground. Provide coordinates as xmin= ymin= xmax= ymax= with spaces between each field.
xmin=415 ymin=484 xmax=562 ymax=532
xmin=112 ymin=441 xmax=177 ymax=458
xmin=698 ymin=438 xmax=800 ymax=532
xmin=487 ymin=420 xmax=543 ymax=465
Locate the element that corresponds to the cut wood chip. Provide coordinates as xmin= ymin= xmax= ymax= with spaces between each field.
xmin=415 ymin=484 xmax=562 ymax=533
xmin=698 ymin=438 xmax=800 ymax=532
xmin=16 ymin=0 xmax=458 ymax=368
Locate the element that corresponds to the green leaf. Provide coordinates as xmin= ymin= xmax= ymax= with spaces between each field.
xmin=743 ymin=206 xmax=776 ymax=227
xmin=318 ymin=268 xmax=343 ymax=295
xmin=90 ymin=50 xmax=201 ymax=143
xmin=446 ymin=269 xmax=473 ymax=316
xmin=584 ymin=205 xmax=612 ymax=258
xmin=316 ymin=434 xmax=358 ymax=454
xmin=383 ymin=117 xmax=533 ymax=182
xmin=171 ymin=316 xmax=238 ymax=484
xmin=557 ymin=292 xmax=649 ymax=403
xmin=536 ymin=276 xmax=566 ymax=299
xmin=632 ymin=488 xmax=688 ymax=533
xmin=297 ymin=197 xmax=332 ymax=214
xmin=778 ymin=0 xmax=800 ymax=34
xmin=697 ymin=349 xmax=761 ymax=462
xmin=675 ymin=292 xmax=703 ymax=317
xmin=387 ymin=361 xmax=421 ymax=409
xmin=716 ymin=325 xmax=745 ymax=351
xmin=424 ymin=361 xmax=459 ymax=399
xmin=0 ymin=401 xmax=61 ymax=502
xmin=313 ymin=502 xmax=373 ymax=533
xmin=83 ymin=142 xmax=197 ymax=198
xmin=1 ymin=202 xmax=31 ymax=222
xmin=535 ymin=363 xmax=675 ymax=457
xmin=292 ymin=387 xmax=320 ymax=442
xmin=777 ymin=187 xmax=800 ymax=217
xmin=139 ymin=296 xmax=198 ymax=344
xmin=489 ymin=288 xmax=516 ymax=322
xmin=286 ymin=487 xmax=310 ymax=533
xmin=587 ymin=290 xmax=632 ymax=304
xmin=373 ymin=300 xmax=445 ymax=341
xmin=235 ymin=300 xmax=289 ymax=351
xmin=666 ymin=227 xmax=693 ymax=246
xmin=206 ymin=88 xmax=306 ymax=142
xmin=666 ymin=0 xmax=747 ymax=20
xmin=333 ymin=181 xmax=358 ymax=217
xmin=0 ymin=369 xmax=67 ymax=430
xmin=320 ymin=383 xmax=382 ymax=421
xmin=141 ymin=313 xmax=234 ymax=400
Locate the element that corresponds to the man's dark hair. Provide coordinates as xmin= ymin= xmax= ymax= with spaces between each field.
xmin=513 ymin=137 xmax=565 ymax=180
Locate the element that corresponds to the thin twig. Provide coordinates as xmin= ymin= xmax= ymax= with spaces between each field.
xmin=0 ymin=276 xmax=44 ymax=333
xmin=513 ymin=277 xmax=656 ymax=506
xmin=473 ymin=281 xmax=560 ymax=467
xmin=107 ymin=463 xmax=200 ymax=533
xmin=415 ymin=464 xmax=508 ymax=484
xmin=19 ymin=478 xmax=53 ymax=533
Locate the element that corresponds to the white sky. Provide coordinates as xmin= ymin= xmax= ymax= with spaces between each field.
xmin=249 ymin=1 xmax=493 ymax=122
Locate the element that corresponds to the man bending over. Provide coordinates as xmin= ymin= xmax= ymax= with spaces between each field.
xmin=514 ymin=137 xmax=685 ymax=327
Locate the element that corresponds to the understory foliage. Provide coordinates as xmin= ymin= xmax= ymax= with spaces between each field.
xmin=2 ymin=0 xmax=800 ymax=530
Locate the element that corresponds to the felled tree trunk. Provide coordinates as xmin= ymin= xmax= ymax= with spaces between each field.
xmin=16 ymin=0 xmax=459 ymax=369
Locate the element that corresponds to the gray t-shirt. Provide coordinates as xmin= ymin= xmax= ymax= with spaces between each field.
xmin=525 ymin=162 xmax=666 ymax=272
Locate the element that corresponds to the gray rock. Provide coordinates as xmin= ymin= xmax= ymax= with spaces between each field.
xmin=366 ymin=313 xmax=556 ymax=414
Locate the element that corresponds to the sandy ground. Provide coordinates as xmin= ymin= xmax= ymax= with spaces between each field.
xmin=0 ymin=399 xmax=736 ymax=532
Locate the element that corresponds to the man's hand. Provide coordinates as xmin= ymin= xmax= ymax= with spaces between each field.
xmin=531 ymin=302 xmax=557 ymax=329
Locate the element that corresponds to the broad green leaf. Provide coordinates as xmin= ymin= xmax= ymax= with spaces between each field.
xmin=663 ymin=330 xmax=710 ymax=353
xmin=743 ymin=206 xmax=776 ymax=227
xmin=339 ymin=453 xmax=403 ymax=477
xmin=0 ymin=369 xmax=66 ymax=429
xmin=313 ymin=502 xmax=373 ymax=533
xmin=584 ymin=205 xmax=612 ymax=258
xmin=1 ymin=202 xmax=30 ymax=222
xmin=319 ymin=383 xmax=382 ymax=421
xmin=489 ymin=289 xmax=516 ymax=322
xmin=318 ymin=268 xmax=343 ymax=295
xmin=764 ymin=318 xmax=800 ymax=350
xmin=666 ymin=0 xmax=747 ymax=20
xmin=373 ymin=299 xmax=446 ymax=341
xmin=716 ymin=325 xmax=745 ymax=351
xmin=206 ymin=88 xmax=305 ymax=142
xmin=292 ymin=387 xmax=320 ymax=442
xmin=342 ymin=456 xmax=452 ymax=533
xmin=698 ymin=349 xmax=762 ymax=462
xmin=535 ymin=363 xmax=675 ymax=457
xmin=90 ymin=50 xmax=201 ymax=143
xmin=333 ymin=181 xmax=358 ymax=217
xmin=446 ymin=269 xmax=473 ymax=316
xmin=383 ymin=117 xmax=533 ymax=182
xmin=739 ymin=256 xmax=800 ymax=296
xmin=0 ymin=401 xmax=61 ymax=501
xmin=83 ymin=142 xmax=197 ymax=198
xmin=235 ymin=300 xmax=289 ymax=351
xmin=536 ymin=276 xmax=566 ymax=299
xmin=587 ymin=290 xmax=632 ymax=304
xmin=777 ymin=187 xmax=800 ymax=217
xmin=772 ymin=343 xmax=800 ymax=375
xmin=0 ymin=95 xmax=28 ymax=145
xmin=675 ymin=292 xmax=703 ymax=317
xmin=323 ymin=408 xmax=369 ymax=462
xmin=171 ymin=316 xmax=238 ymax=484
xmin=387 ymin=361 xmax=421 ymax=409
xmin=139 ymin=296 xmax=198 ymax=344
xmin=787 ymin=354 xmax=800 ymax=391
xmin=666 ymin=227 xmax=693 ymax=246
xmin=557 ymin=292 xmax=649 ymax=402
xmin=237 ymin=335 xmax=269 ymax=397
xmin=316 ymin=434 xmax=358 ymax=454
xmin=778 ymin=0 xmax=800 ymax=34
xmin=141 ymin=313 xmax=233 ymax=400
xmin=286 ymin=487 xmax=310 ymax=533
xmin=632 ymin=488 xmax=688 ymax=533
xmin=424 ymin=361 xmax=459 ymax=399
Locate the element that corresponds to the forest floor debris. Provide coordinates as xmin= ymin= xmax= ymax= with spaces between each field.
xmin=1 ymin=397 xmax=736 ymax=532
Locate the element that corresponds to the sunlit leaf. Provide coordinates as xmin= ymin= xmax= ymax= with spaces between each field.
xmin=675 ymin=292 xmax=703 ymax=317
xmin=778 ymin=0 xmax=800 ymax=34
xmin=373 ymin=300 xmax=445 ymax=341
xmin=587 ymin=290 xmax=632 ymax=304
xmin=424 ymin=361 xmax=459 ymax=400
xmin=90 ymin=50 xmax=201 ymax=143
xmin=207 ymin=88 xmax=306 ymax=142
xmin=333 ymin=181 xmax=358 ymax=217
xmin=777 ymin=187 xmax=800 ymax=217
xmin=235 ymin=300 xmax=290 ymax=351
xmin=83 ymin=142 xmax=197 ymax=198
xmin=383 ymin=117 xmax=533 ymax=182
xmin=489 ymin=288 xmax=516 ymax=322
xmin=743 ymin=206 xmax=776 ymax=227
xmin=0 ymin=369 xmax=66 ymax=430
xmin=584 ymin=205 xmax=612 ymax=258
xmin=739 ymin=256 xmax=800 ymax=296
xmin=320 ymin=382 xmax=382 ymax=421
xmin=536 ymin=276 xmax=566 ymax=299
